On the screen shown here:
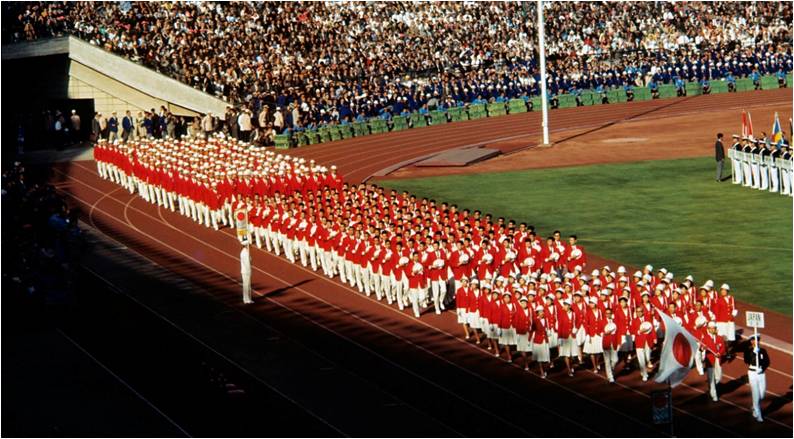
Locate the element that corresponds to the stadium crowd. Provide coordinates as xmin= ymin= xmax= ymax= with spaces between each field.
xmin=4 ymin=1 xmax=792 ymax=132
xmin=93 ymin=135 xmax=739 ymax=397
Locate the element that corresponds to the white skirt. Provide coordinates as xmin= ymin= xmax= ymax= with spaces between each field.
xmin=618 ymin=334 xmax=634 ymax=352
xmin=583 ymin=335 xmax=604 ymax=354
xmin=488 ymin=323 xmax=501 ymax=339
xmin=499 ymin=327 xmax=516 ymax=346
xmin=456 ymin=308 xmax=466 ymax=324
xmin=559 ymin=336 xmax=580 ymax=357
xmin=547 ymin=330 xmax=559 ymax=347
xmin=516 ymin=333 xmax=532 ymax=352
xmin=533 ymin=341 xmax=550 ymax=362
xmin=575 ymin=326 xmax=586 ymax=345
xmin=468 ymin=311 xmax=481 ymax=328
xmin=717 ymin=321 xmax=736 ymax=341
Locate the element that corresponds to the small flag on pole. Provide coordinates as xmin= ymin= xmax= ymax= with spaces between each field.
xmin=742 ymin=110 xmax=754 ymax=139
xmin=655 ymin=312 xmax=701 ymax=387
xmin=771 ymin=112 xmax=784 ymax=146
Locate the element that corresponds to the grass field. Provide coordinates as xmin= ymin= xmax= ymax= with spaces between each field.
xmin=380 ymin=157 xmax=793 ymax=314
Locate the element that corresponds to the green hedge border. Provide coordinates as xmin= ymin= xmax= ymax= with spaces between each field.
xmin=276 ymin=73 xmax=791 ymax=149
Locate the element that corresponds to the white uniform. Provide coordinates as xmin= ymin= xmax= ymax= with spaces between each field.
xmin=241 ymin=244 xmax=253 ymax=304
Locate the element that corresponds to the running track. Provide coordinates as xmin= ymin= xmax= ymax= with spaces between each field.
xmin=54 ymin=91 xmax=792 ymax=436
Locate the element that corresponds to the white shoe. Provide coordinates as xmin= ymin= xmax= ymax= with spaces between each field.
xmin=435 ymin=310 xmax=441 ymax=315
xmin=414 ymin=312 xmax=420 ymax=318
xmin=440 ymin=303 xmax=445 ymax=310
xmin=642 ymin=376 xmax=648 ymax=382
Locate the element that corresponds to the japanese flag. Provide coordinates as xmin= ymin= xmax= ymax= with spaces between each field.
xmin=654 ymin=312 xmax=700 ymax=387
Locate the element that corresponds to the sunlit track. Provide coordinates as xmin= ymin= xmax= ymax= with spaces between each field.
xmin=52 ymin=161 xmax=793 ymax=436
xmin=283 ymin=89 xmax=791 ymax=182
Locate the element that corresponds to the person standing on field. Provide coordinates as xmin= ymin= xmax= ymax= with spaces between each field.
xmin=715 ymin=132 xmax=725 ymax=182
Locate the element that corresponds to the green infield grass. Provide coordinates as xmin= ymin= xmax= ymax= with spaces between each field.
xmin=379 ymin=157 xmax=793 ymax=314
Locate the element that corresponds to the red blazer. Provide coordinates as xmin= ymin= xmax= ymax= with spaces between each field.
xmin=713 ymin=295 xmax=735 ymax=322
xmin=556 ymin=307 xmax=577 ymax=339
xmin=700 ymin=332 xmax=726 ymax=367
xmin=531 ymin=317 xmax=548 ymax=344
xmin=584 ymin=307 xmax=604 ymax=336
xmin=455 ymin=287 xmax=469 ymax=310
xmin=514 ymin=307 xmax=531 ymax=335
xmin=631 ymin=316 xmax=656 ymax=349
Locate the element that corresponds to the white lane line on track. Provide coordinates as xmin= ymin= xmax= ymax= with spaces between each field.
xmin=64 ymin=162 xmax=791 ymax=434
xmin=56 ymin=328 xmax=192 ymax=437
xmin=60 ymin=166 xmax=598 ymax=437
xmin=65 ymin=167 xmax=733 ymax=436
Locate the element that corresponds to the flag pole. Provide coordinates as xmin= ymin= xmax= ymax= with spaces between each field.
xmin=537 ymin=0 xmax=550 ymax=146
xmin=668 ymin=379 xmax=675 ymax=437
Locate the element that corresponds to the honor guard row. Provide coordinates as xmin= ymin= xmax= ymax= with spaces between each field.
xmin=728 ymin=136 xmax=793 ymax=195
xmin=94 ymin=137 xmax=743 ymax=394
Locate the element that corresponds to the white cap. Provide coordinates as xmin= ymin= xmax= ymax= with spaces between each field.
xmin=617 ymin=266 xmax=626 ymax=274
xmin=720 ymin=283 xmax=730 ymax=291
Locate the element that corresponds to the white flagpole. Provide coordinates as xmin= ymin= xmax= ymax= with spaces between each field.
xmin=537 ymin=0 xmax=550 ymax=146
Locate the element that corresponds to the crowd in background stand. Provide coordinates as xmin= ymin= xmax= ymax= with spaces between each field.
xmin=3 ymin=1 xmax=791 ymax=136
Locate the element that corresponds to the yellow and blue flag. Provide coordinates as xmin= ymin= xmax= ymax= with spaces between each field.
xmin=771 ymin=112 xmax=783 ymax=146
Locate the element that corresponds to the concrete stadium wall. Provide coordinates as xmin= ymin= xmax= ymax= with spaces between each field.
xmin=2 ymin=37 xmax=229 ymax=116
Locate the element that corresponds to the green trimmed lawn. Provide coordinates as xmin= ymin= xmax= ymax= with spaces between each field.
xmin=380 ymin=157 xmax=793 ymax=314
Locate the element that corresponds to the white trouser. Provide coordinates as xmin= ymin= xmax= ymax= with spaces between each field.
xmin=743 ymin=162 xmax=753 ymax=187
xmin=431 ymin=280 xmax=447 ymax=313
xmin=409 ymin=288 xmax=422 ymax=317
xmin=298 ymin=240 xmax=309 ymax=266
xmin=372 ymin=270 xmax=383 ymax=300
xmin=694 ymin=350 xmax=704 ymax=375
xmin=636 ymin=346 xmax=652 ymax=379
xmin=767 ymin=167 xmax=778 ymax=191
xmin=380 ymin=274 xmax=391 ymax=302
xmin=392 ymin=275 xmax=407 ymax=309
xmin=782 ymin=168 xmax=791 ymax=194
xmin=748 ymin=370 xmax=766 ymax=419
xmin=759 ymin=165 xmax=769 ymax=190
xmin=732 ymin=159 xmax=742 ymax=184
xmin=603 ymin=348 xmax=618 ymax=381
xmin=706 ymin=365 xmax=720 ymax=401
xmin=242 ymin=271 xmax=252 ymax=303
xmin=751 ymin=164 xmax=760 ymax=189
xmin=344 ymin=260 xmax=355 ymax=286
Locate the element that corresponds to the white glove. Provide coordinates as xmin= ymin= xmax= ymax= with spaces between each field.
xmin=731 ymin=309 xmax=738 ymax=317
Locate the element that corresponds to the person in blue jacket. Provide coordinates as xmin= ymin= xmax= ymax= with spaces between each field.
xmin=624 ymin=82 xmax=635 ymax=102
xmin=648 ymin=78 xmax=659 ymax=99
xmin=777 ymin=68 xmax=788 ymax=88
xmin=701 ymin=77 xmax=711 ymax=94
xmin=726 ymin=72 xmax=737 ymax=92
xmin=675 ymin=76 xmax=686 ymax=97
xmin=751 ymin=68 xmax=761 ymax=90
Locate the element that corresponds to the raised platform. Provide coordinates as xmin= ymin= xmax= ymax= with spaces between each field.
xmin=414 ymin=147 xmax=501 ymax=167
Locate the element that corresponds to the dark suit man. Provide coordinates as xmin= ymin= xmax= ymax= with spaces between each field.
xmin=715 ymin=133 xmax=725 ymax=181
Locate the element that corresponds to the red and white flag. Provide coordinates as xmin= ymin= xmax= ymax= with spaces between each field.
xmin=654 ymin=312 xmax=700 ymax=387
xmin=742 ymin=110 xmax=754 ymax=139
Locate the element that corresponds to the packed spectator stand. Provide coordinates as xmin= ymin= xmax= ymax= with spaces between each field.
xmin=93 ymin=135 xmax=742 ymax=384
xmin=4 ymin=1 xmax=792 ymax=141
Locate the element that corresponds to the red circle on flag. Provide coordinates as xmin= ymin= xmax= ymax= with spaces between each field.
xmin=236 ymin=212 xmax=245 ymax=221
xmin=672 ymin=333 xmax=691 ymax=365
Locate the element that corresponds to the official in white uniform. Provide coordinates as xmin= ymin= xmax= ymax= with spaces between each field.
xmin=241 ymin=241 xmax=253 ymax=304
xmin=744 ymin=334 xmax=770 ymax=422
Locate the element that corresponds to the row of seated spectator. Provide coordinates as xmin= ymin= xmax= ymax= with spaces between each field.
xmin=3 ymin=1 xmax=791 ymax=133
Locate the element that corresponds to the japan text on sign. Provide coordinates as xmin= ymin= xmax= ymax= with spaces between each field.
xmin=235 ymin=209 xmax=249 ymax=240
xmin=745 ymin=311 xmax=765 ymax=329
xmin=651 ymin=389 xmax=673 ymax=425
